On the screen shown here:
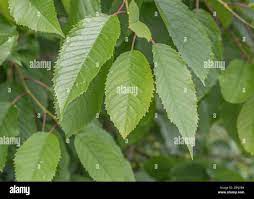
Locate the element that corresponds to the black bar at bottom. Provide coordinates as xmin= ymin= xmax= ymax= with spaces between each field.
xmin=0 ymin=182 xmax=253 ymax=198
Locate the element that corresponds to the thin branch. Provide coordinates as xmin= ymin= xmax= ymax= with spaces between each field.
xmin=228 ymin=2 xmax=250 ymax=8
xmin=49 ymin=123 xmax=58 ymax=133
xmin=196 ymin=0 xmax=200 ymax=10
xmin=113 ymin=0 xmax=126 ymax=15
xmin=15 ymin=65 xmax=59 ymax=125
xmin=124 ymin=0 xmax=129 ymax=13
xmin=24 ymin=76 xmax=51 ymax=92
xmin=42 ymin=112 xmax=47 ymax=132
xmin=229 ymin=31 xmax=250 ymax=60
xmin=11 ymin=92 xmax=28 ymax=105
xmin=150 ymin=39 xmax=156 ymax=45
xmin=131 ymin=34 xmax=137 ymax=51
xmin=218 ymin=0 xmax=254 ymax=29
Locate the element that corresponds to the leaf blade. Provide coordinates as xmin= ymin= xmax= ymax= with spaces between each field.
xmin=74 ymin=123 xmax=135 ymax=181
xmin=105 ymin=50 xmax=154 ymax=138
xmin=155 ymin=0 xmax=213 ymax=83
xmin=54 ymin=15 xmax=120 ymax=116
xmin=152 ymin=43 xmax=198 ymax=157
xmin=14 ymin=132 xmax=61 ymax=181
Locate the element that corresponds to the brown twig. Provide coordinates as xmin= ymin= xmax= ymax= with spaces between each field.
xmin=11 ymin=92 xmax=28 ymax=105
xmin=15 ymin=65 xmax=59 ymax=125
xmin=218 ymin=0 xmax=254 ymax=29
xmin=49 ymin=123 xmax=58 ymax=133
xmin=113 ymin=0 xmax=126 ymax=15
xmin=42 ymin=112 xmax=47 ymax=132
xmin=131 ymin=34 xmax=137 ymax=50
xmin=229 ymin=31 xmax=250 ymax=60
xmin=196 ymin=0 xmax=200 ymax=10
xmin=24 ymin=76 xmax=51 ymax=91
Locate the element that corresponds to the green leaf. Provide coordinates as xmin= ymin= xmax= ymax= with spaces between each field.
xmin=129 ymin=21 xmax=152 ymax=42
xmin=61 ymin=0 xmax=71 ymax=14
xmin=129 ymin=0 xmax=139 ymax=24
xmin=54 ymin=133 xmax=71 ymax=181
xmin=0 ymin=102 xmax=19 ymax=137
xmin=171 ymin=161 xmax=209 ymax=181
xmin=0 ymin=145 xmax=8 ymax=172
xmin=206 ymin=0 xmax=233 ymax=29
xmin=0 ymin=83 xmax=37 ymax=141
xmin=54 ymin=15 xmax=120 ymax=117
xmin=60 ymin=60 xmax=110 ymax=137
xmin=196 ymin=9 xmax=223 ymax=60
xmin=128 ymin=0 xmax=152 ymax=41
xmin=105 ymin=50 xmax=154 ymax=138
xmin=117 ymin=101 xmax=155 ymax=146
xmin=155 ymin=0 xmax=213 ymax=83
xmin=74 ymin=123 xmax=135 ymax=181
xmin=237 ymin=97 xmax=254 ymax=155
xmin=219 ymin=60 xmax=254 ymax=104
xmin=69 ymin=0 xmax=101 ymax=26
xmin=9 ymin=0 xmax=64 ymax=37
xmin=208 ymin=165 xmax=244 ymax=181
xmin=152 ymin=44 xmax=198 ymax=157
xmin=144 ymin=156 xmax=177 ymax=181
xmin=0 ymin=17 xmax=17 ymax=65
xmin=0 ymin=0 xmax=13 ymax=22
xmin=14 ymin=132 xmax=61 ymax=181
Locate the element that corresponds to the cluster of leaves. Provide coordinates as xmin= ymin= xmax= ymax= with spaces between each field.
xmin=0 ymin=0 xmax=254 ymax=182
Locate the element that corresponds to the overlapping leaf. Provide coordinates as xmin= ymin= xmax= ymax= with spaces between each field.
xmin=155 ymin=0 xmax=213 ymax=84
xmin=0 ymin=17 xmax=17 ymax=65
xmin=237 ymin=97 xmax=254 ymax=155
xmin=69 ymin=0 xmax=101 ymax=26
xmin=74 ymin=123 xmax=135 ymax=181
xmin=219 ymin=60 xmax=254 ymax=104
xmin=9 ymin=0 xmax=64 ymax=36
xmin=128 ymin=0 xmax=152 ymax=41
xmin=53 ymin=15 xmax=120 ymax=117
xmin=60 ymin=60 xmax=110 ymax=137
xmin=14 ymin=132 xmax=61 ymax=181
xmin=153 ymin=44 xmax=198 ymax=158
xmin=105 ymin=50 xmax=154 ymax=138
xmin=0 ymin=102 xmax=19 ymax=137
xmin=196 ymin=9 xmax=223 ymax=60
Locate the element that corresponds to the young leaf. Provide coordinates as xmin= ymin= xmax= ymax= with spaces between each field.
xmin=105 ymin=50 xmax=154 ymax=138
xmin=237 ymin=97 xmax=254 ymax=155
xmin=219 ymin=60 xmax=254 ymax=104
xmin=14 ymin=132 xmax=61 ymax=181
xmin=74 ymin=123 xmax=135 ymax=181
xmin=152 ymin=44 xmax=198 ymax=158
xmin=60 ymin=60 xmax=110 ymax=137
xmin=9 ymin=0 xmax=64 ymax=37
xmin=0 ymin=102 xmax=19 ymax=137
xmin=154 ymin=0 xmax=213 ymax=84
xmin=54 ymin=15 xmax=120 ymax=117
xmin=128 ymin=0 xmax=152 ymax=41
